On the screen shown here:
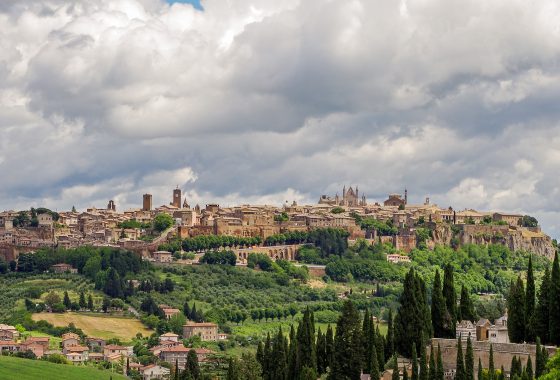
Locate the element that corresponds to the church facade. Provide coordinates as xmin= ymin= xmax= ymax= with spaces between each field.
xmin=318 ymin=185 xmax=366 ymax=207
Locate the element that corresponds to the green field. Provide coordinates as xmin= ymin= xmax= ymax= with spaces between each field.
xmin=0 ymin=355 xmax=128 ymax=380
xmin=32 ymin=312 xmax=152 ymax=342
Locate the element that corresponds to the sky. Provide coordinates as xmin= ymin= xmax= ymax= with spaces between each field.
xmin=2 ymin=0 xmax=560 ymax=238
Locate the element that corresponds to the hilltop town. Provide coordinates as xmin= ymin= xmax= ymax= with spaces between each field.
xmin=0 ymin=186 xmax=555 ymax=264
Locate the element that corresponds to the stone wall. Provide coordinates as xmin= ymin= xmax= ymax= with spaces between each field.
xmin=430 ymin=338 xmax=556 ymax=379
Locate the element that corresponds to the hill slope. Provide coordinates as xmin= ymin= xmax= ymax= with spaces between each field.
xmin=0 ymin=356 xmax=128 ymax=380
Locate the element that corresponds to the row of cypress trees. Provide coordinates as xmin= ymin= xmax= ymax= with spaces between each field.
xmin=252 ymin=302 xmax=389 ymax=380
xmin=508 ymin=252 xmax=560 ymax=345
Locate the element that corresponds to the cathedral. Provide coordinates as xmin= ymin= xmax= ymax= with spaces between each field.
xmin=318 ymin=185 xmax=367 ymax=207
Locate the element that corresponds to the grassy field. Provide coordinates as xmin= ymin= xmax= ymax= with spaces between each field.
xmin=32 ymin=312 xmax=152 ymax=342
xmin=0 ymin=355 xmax=128 ymax=380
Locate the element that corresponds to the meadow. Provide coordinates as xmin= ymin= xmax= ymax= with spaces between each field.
xmin=0 ymin=355 xmax=128 ymax=380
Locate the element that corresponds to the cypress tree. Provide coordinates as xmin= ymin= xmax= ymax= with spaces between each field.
xmin=263 ymin=333 xmax=272 ymax=379
xmin=395 ymin=268 xmax=431 ymax=357
xmin=296 ymin=308 xmax=317 ymax=376
xmin=376 ymin=326 xmax=385 ymax=371
xmin=370 ymin=343 xmax=380 ymax=380
xmin=465 ymin=335 xmax=474 ymax=380
xmin=526 ymin=356 xmax=533 ymax=380
xmin=226 ymin=357 xmax=240 ymax=380
xmin=411 ymin=344 xmax=418 ymax=380
xmin=316 ymin=328 xmax=327 ymax=375
xmin=363 ymin=309 xmax=372 ymax=373
xmin=508 ymin=276 xmax=526 ymax=343
xmin=534 ymin=266 xmax=550 ymax=344
xmin=459 ymin=286 xmax=475 ymax=322
xmin=436 ymin=344 xmax=444 ymax=380
xmin=392 ymin=355 xmax=400 ymax=380
xmin=419 ymin=344 xmax=428 ymax=380
xmin=535 ymin=337 xmax=545 ymax=378
xmin=174 ymin=359 xmax=179 ymax=380
xmin=386 ymin=309 xmax=395 ymax=358
xmin=63 ymin=291 xmax=71 ymax=309
xmin=87 ymin=294 xmax=94 ymax=311
xmin=328 ymin=301 xmax=363 ymax=380
xmin=455 ymin=337 xmax=465 ymax=380
xmin=325 ymin=324 xmax=334 ymax=370
xmin=488 ymin=344 xmax=495 ymax=380
xmin=477 ymin=358 xmax=483 ymax=380
xmin=549 ymin=252 xmax=560 ymax=345
xmin=443 ymin=264 xmax=457 ymax=338
xmin=186 ymin=349 xmax=200 ymax=380
xmin=431 ymin=270 xmax=447 ymax=338
xmin=256 ymin=341 xmax=265 ymax=373
xmin=510 ymin=356 xmax=519 ymax=378
xmin=79 ymin=291 xmax=86 ymax=309
xmin=525 ymin=256 xmax=536 ymax=342
xmin=288 ymin=325 xmax=297 ymax=380
xmin=271 ymin=327 xmax=287 ymax=380
xmin=428 ymin=345 xmax=436 ymax=380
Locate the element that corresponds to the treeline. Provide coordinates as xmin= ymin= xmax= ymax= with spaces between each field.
xmin=508 ymin=253 xmax=560 ymax=346
xmin=351 ymin=212 xmax=398 ymax=236
xmin=227 ymin=303 xmax=389 ymax=380
xmin=265 ymin=228 xmax=349 ymax=257
xmin=200 ymin=250 xmax=237 ymax=266
xmin=117 ymin=219 xmax=151 ymax=229
xmin=17 ymin=247 xmax=147 ymax=300
xmin=12 ymin=207 xmax=60 ymax=227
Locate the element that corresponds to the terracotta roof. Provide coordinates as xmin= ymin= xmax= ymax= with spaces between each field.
xmin=160 ymin=346 xmax=190 ymax=353
xmin=66 ymin=345 xmax=89 ymax=352
xmin=105 ymin=344 xmax=127 ymax=350
xmin=183 ymin=322 xmax=217 ymax=327
xmin=161 ymin=333 xmax=179 ymax=337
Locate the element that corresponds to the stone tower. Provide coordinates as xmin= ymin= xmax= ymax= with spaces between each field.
xmin=143 ymin=194 xmax=152 ymax=211
xmin=172 ymin=187 xmax=181 ymax=208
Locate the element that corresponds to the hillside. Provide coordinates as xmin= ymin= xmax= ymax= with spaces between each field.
xmin=0 ymin=355 xmax=127 ymax=380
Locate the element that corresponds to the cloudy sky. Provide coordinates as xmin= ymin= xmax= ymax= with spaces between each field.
xmin=2 ymin=0 xmax=560 ymax=237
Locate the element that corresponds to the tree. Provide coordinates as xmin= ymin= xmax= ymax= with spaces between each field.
xmin=436 ymin=345 xmax=444 ymax=380
xmin=525 ymin=256 xmax=536 ymax=342
xmin=526 ymin=356 xmax=533 ymax=380
xmin=549 ymin=252 xmax=560 ymax=345
xmin=536 ymin=338 xmax=546 ymax=378
xmin=428 ymin=345 xmax=436 ymax=380
xmin=465 ymin=335 xmax=474 ymax=380
xmin=534 ymin=266 xmax=551 ymax=344
xmin=45 ymin=291 xmax=61 ymax=308
xmin=326 ymin=324 xmax=335 ymax=370
xmin=520 ymin=215 xmax=538 ymax=228
xmin=270 ymin=327 xmax=288 ymax=380
xmin=153 ymin=213 xmax=174 ymax=232
xmin=419 ymin=344 xmax=428 ymax=380
xmin=386 ymin=309 xmax=395 ymax=358
xmin=79 ymin=291 xmax=86 ymax=309
xmin=538 ymin=348 xmax=560 ymax=380
xmin=488 ymin=344 xmax=495 ymax=380
xmin=185 ymin=349 xmax=200 ymax=380
xmin=239 ymin=353 xmax=263 ymax=380
xmin=411 ymin=345 xmax=419 ymax=380
xmin=431 ymin=270 xmax=447 ymax=338
xmin=104 ymin=268 xmax=124 ymax=299
xmin=297 ymin=308 xmax=317 ymax=376
xmin=459 ymin=286 xmax=475 ymax=322
xmin=442 ymin=264 xmax=457 ymax=338
xmin=478 ymin=359 xmax=483 ymax=380
xmin=455 ymin=338 xmax=465 ymax=380
xmin=63 ymin=291 xmax=71 ymax=309
xmin=395 ymin=268 xmax=432 ymax=357
xmin=370 ymin=345 xmax=380 ymax=380
xmin=328 ymin=301 xmax=363 ymax=380
xmin=508 ymin=276 xmax=526 ymax=343
xmin=391 ymin=354 xmax=400 ymax=380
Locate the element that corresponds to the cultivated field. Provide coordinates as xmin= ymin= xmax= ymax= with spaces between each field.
xmin=32 ymin=312 xmax=152 ymax=341
xmin=0 ymin=355 xmax=127 ymax=380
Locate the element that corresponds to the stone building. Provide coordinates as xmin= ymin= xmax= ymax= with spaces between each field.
xmin=183 ymin=322 xmax=218 ymax=341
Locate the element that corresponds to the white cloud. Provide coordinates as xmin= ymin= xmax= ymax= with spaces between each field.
xmin=2 ymin=0 xmax=560 ymax=237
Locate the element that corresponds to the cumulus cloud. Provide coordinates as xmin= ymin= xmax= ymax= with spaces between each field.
xmin=2 ymin=0 xmax=560 ymax=237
